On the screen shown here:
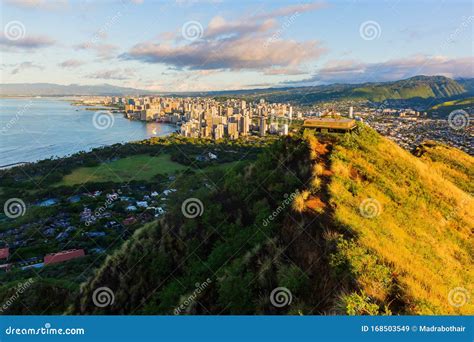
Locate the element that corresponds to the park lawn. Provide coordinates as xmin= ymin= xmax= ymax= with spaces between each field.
xmin=57 ymin=154 xmax=188 ymax=186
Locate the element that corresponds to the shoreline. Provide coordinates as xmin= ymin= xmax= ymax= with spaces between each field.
xmin=0 ymin=98 xmax=178 ymax=168
xmin=0 ymin=128 xmax=178 ymax=170
xmin=0 ymin=161 xmax=30 ymax=170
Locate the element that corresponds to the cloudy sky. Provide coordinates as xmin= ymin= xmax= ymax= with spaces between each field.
xmin=1 ymin=0 xmax=472 ymax=91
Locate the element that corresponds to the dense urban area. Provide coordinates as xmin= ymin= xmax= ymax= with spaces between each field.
xmin=78 ymin=95 xmax=473 ymax=153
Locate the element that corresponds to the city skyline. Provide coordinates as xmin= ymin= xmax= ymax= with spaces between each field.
xmin=1 ymin=0 xmax=473 ymax=91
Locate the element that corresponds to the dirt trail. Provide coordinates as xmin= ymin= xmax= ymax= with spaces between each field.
xmin=281 ymin=136 xmax=342 ymax=313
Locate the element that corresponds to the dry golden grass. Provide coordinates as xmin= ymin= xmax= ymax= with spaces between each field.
xmin=326 ymin=127 xmax=473 ymax=314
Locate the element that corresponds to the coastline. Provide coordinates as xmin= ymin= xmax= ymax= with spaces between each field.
xmin=0 ymin=98 xmax=177 ymax=167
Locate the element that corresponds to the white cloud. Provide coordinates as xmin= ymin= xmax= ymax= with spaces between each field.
xmin=86 ymin=68 xmax=136 ymax=80
xmin=9 ymin=61 xmax=44 ymax=74
xmin=5 ymin=0 xmax=68 ymax=10
xmin=58 ymin=59 xmax=85 ymax=68
xmin=0 ymin=33 xmax=55 ymax=51
xmin=120 ymin=3 xmax=327 ymax=74
xmin=74 ymin=42 xmax=119 ymax=60
xmin=290 ymin=55 xmax=474 ymax=84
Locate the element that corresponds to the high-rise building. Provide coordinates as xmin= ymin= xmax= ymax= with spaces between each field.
xmin=259 ymin=117 xmax=267 ymax=137
xmin=240 ymin=116 xmax=250 ymax=135
xmin=213 ymin=124 xmax=224 ymax=140
xmin=227 ymin=122 xmax=239 ymax=140
xmin=349 ymin=106 xmax=354 ymax=118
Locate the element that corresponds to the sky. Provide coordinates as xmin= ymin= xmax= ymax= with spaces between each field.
xmin=0 ymin=0 xmax=473 ymax=91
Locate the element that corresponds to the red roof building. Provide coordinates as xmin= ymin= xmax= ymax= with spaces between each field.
xmin=123 ymin=216 xmax=137 ymax=226
xmin=44 ymin=249 xmax=85 ymax=265
xmin=0 ymin=248 xmax=9 ymax=259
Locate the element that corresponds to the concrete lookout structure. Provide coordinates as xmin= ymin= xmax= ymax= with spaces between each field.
xmin=303 ymin=118 xmax=357 ymax=133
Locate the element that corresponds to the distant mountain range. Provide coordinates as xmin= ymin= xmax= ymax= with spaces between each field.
xmin=0 ymin=83 xmax=154 ymax=96
xmin=1 ymin=76 xmax=473 ymax=106
xmin=207 ymin=76 xmax=473 ymax=105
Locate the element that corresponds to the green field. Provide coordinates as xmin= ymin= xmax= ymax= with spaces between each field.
xmin=56 ymin=154 xmax=245 ymax=186
xmin=57 ymin=154 xmax=188 ymax=186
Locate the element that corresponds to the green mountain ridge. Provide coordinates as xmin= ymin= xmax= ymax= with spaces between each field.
xmin=1 ymin=76 xmax=470 ymax=106
xmin=212 ymin=76 xmax=467 ymax=105
xmin=69 ymin=127 xmax=473 ymax=315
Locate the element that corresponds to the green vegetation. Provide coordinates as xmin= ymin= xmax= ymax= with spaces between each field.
xmin=429 ymin=97 xmax=474 ymax=116
xmin=57 ymin=154 xmax=187 ymax=186
xmin=328 ymin=126 xmax=473 ymax=314
xmin=431 ymin=97 xmax=474 ymax=109
xmin=1 ymin=128 xmax=472 ymax=316
xmin=214 ymin=76 xmax=467 ymax=105
xmin=68 ymin=126 xmax=472 ymax=315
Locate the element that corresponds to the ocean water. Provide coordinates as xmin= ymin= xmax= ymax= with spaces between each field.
xmin=0 ymin=98 xmax=176 ymax=166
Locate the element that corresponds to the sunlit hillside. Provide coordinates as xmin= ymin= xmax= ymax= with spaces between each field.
xmin=69 ymin=126 xmax=473 ymax=315
xmin=325 ymin=128 xmax=473 ymax=314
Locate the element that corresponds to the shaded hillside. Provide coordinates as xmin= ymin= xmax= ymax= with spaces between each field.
xmin=71 ymin=127 xmax=473 ymax=315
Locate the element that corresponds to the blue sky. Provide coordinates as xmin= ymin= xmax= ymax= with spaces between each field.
xmin=1 ymin=0 xmax=472 ymax=91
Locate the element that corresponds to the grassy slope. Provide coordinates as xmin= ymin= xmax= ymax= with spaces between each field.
xmin=431 ymin=97 xmax=474 ymax=109
xmin=429 ymin=97 xmax=474 ymax=116
xmin=327 ymin=127 xmax=473 ymax=314
xmin=66 ymin=128 xmax=472 ymax=315
xmin=57 ymin=154 xmax=187 ymax=186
